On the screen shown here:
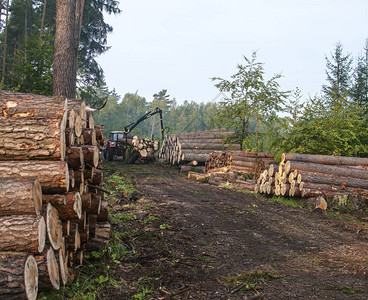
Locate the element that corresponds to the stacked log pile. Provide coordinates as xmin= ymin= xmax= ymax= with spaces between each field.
xmin=0 ymin=90 xmax=109 ymax=299
xmin=188 ymin=151 xmax=275 ymax=190
xmin=159 ymin=129 xmax=240 ymax=165
xmin=255 ymin=152 xmax=368 ymax=208
xmin=119 ymin=135 xmax=159 ymax=158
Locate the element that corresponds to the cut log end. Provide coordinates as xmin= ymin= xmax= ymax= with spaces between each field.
xmin=25 ymin=255 xmax=39 ymax=300
xmin=38 ymin=216 xmax=46 ymax=253
xmin=74 ymin=115 xmax=82 ymax=137
xmin=47 ymin=248 xmax=60 ymax=290
xmin=46 ymin=203 xmax=63 ymax=250
xmin=60 ymin=126 xmax=66 ymax=161
xmin=33 ymin=179 xmax=43 ymax=216
xmin=74 ymin=192 xmax=82 ymax=219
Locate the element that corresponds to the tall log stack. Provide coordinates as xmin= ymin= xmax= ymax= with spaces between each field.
xmin=159 ymin=129 xmax=240 ymax=166
xmin=255 ymin=153 xmax=368 ymax=209
xmin=0 ymin=90 xmax=109 ymax=299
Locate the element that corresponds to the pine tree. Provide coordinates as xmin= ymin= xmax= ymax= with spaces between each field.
xmin=322 ymin=42 xmax=353 ymax=104
xmin=351 ymin=40 xmax=368 ymax=113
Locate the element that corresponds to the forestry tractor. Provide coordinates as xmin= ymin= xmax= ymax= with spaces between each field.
xmin=104 ymin=107 xmax=166 ymax=161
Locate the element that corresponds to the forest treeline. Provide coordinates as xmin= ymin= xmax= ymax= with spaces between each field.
xmin=0 ymin=2 xmax=367 ymax=158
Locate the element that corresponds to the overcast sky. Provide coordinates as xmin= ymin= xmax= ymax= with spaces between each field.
xmin=97 ymin=0 xmax=368 ymax=104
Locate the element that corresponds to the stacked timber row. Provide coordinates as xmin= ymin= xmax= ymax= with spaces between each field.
xmin=188 ymin=151 xmax=275 ymax=191
xmin=159 ymin=129 xmax=240 ymax=166
xmin=256 ymin=153 xmax=368 ymax=208
xmin=119 ymin=135 xmax=159 ymax=158
xmin=0 ymin=90 xmax=109 ymax=299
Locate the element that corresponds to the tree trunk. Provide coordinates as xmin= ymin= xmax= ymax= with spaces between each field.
xmin=0 ymin=117 xmax=66 ymax=161
xmin=0 ymin=178 xmax=42 ymax=216
xmin=0 ymin=161 xmax=69 ymax=194
xmin=0 ymin=215 xmax=46 ymax=253
xmin=0 ymin=253 xmax=38 ymax=300
xmin=1 ymin=0 xmax=10 ymax=82
xmin=53 ymin=0 xmax=77 ymax=98
xmin=35 ymin=247 xmax=60 ymax=291
xmin=283 ymin=152 xmax=368 ymax=166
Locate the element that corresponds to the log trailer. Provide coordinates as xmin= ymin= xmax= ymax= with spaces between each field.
xmin=104 ymin=107 xmax=165 ymax=161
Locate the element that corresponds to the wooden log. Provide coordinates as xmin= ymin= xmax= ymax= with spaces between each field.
xmin=0 ymin=178 xmax=42 ymax=216
xmin=0 ymin=253 xmax=38 ymax=300
xmin=179 ymin=142 xmax=241 ymax=150
xmin=64 ymin=128 xmax=75 ymax=148
xmin=81 ymin=145 xmax=99 ymax=168
xmin=82 ymin=128 xmax=97 ymax=146
xmin=181 ymin=153 xmax=211 ymax=163
xmin=0 ymin=215 xmax=46 ymax=253
xmin=68 ymin=99 xmax=86 ymax=128
xmin=0 ymin=117 xmax=66 ymax=161
xmin=53 ymin=192 xmax=82 ymax=220
xmin=35 ymin=247 xmax=60 ymax=291
xmin=228 ymin=150 xmax=274 ymax=159
xmin=231 ymin=166 xmax=254 ymax=174
xmin=45 ymin=203 xmax=63 ymax=251
xmin=0 ymin=90 xmax=67 ymax=120
xmin=176 ymin=130 xmax=237 ymax=140
xmin=42 ymin=194 xmax=66 ymax=207
xmin=0 ymin=161 xmax=69 ymax=194
xmin=285 ymin=161 xmax=368 ymax=180
xmin=283 ymin=153 xmax=368 ymax=166
xmin=87 ymin=110 xmax=94 ymax=129
xmin=65 ymin=226 xmax=80 ymax=253
xmin=89 ymin=194 xmax=101 ymax=215
xmin=66 ymin=146 xmax=85 ymax=170
xmin=94 ymin=125 xmax=104 ymax=141
xmin=55 ymin=245 xmax=68 ymax=286
xmin=81 ymin=193 xmax=91 ymax=210
xmin=188 ymin=172 xmax=209 ymax=181
xmin=69 ymin=170 xmax=75 ymax=188
xmin=297 ymin=173 xmax=368 ymax=190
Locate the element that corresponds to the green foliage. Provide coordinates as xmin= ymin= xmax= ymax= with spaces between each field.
xmin=8 ymin=28 xmax=54 ymax=95
xmin=211 ymin=52 xmax=288 ymax=151
xmin=270 ymin=196 xmax=304 ymax=209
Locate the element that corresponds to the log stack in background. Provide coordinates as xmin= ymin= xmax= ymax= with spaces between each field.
xmin=119 ymin=135 xmax=159 ymax=159
xmin=255 ymin=152 xmax=368 ymax=209
xmin=188 ymin=150 xmax=276 ymax=190
xmin=159 ymin=129 xmax=240 ymax=167
xmin=0 ymin=90 xmax=109 ymax=299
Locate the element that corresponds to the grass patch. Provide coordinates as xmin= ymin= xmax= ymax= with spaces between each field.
xmin=269 ymin=196 xmax=304 ymax=209
xmin=332 ymin=286 xmax=365 ymax=295
xmin=224 ymin=269 xmax=279 ymax=292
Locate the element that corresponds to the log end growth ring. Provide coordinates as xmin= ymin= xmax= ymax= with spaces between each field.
xmin=24 ymin=255 xmax=38 ymax=300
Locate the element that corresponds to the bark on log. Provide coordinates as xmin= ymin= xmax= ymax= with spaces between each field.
xmin=66 ymin=146 xmax=85 ymax=170
xmin=53 ymin=192 xmax=82 ymax=220
xmin=45 ymin=203 xmax=63 ymax=250
xmin=283 ymin=153 xmax=368 ymax=166
xmin=0 ymin=253 xmax=38 ymax=300
xmin=97 ymin=201 xmax=108 ymax=222
xmin=90 ymin=168 xmax=103 ymax=186
xmin=285 ymin=161 xmax=368 ymax=180
xmin=181 ymin=153 xmax=211 ymax=163
xmin=35 ymin=247 xmax=60 ymax=291
xmin=94 ymin=125 xmax=104 ymax=142
xmin=82 ymin=128 xmax=97 ymax=146
xmin=42 ymin=194 xmax=66 ymax=207
xmin=0 ymin=215 xmax=46 ymax=253
xmin=188 ymin=172 xmax=209 ymax=181
xmin=0 ymin=117 xmax=66 ymax=161
xmin=0 ymin=90 xmax=67 ymax=120
xmin=0 ymin=161 xmax=69 ymax=194
xmin=0 ymin=178 xmax=42 ymax=216
xmin=228 ymin=150 xmax=274 ymax=159
xmin=297 ymin=173 xmax=368 ymax=190
xmin=81 ymin=145 xmax=99 ymax=168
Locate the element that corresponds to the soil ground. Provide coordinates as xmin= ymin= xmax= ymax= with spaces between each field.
xmin=100 ymin=162 xmax=368 ymax=299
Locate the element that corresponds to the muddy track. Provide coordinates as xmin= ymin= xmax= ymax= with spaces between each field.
xmin=105 ymin=163 xmax=368 ymax=299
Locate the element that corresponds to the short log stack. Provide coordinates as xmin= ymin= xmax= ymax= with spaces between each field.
xmin=159 ymin=129 xmax=240 ymax=166
xmin=188 ymin=151 xmax=276 ymax=190
xmin=0 ymin=90 xmax=109 ymax=299
xmin=120 ymin=135 xmax=159 ymax=158
xmin=255 ymin=152 xmax=368 ymax=208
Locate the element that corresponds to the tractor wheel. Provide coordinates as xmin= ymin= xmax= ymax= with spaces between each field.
xmin=107 ymin=148 xmax=114 ymax=161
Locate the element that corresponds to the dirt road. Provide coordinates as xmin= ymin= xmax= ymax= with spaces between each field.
xmin=103 ymin=163 xmax=368 ymax=299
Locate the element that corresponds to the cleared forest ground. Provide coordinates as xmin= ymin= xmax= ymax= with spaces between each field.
xmin=99 ymin=162 xmax=368 ymax=299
